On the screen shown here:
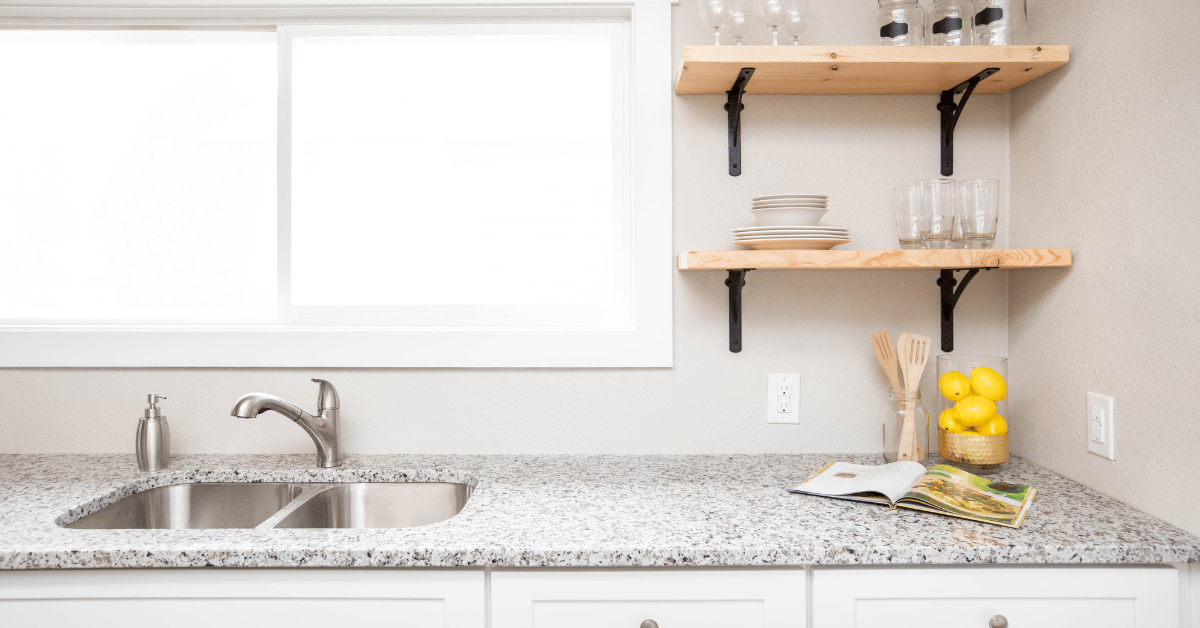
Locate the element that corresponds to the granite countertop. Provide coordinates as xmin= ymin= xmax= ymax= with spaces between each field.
xmin=1 ymin=453 xmax=1197 ymax=569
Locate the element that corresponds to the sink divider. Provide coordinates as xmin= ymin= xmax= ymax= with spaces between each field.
xmin=254 ymin=484 xmax=335 ymax=530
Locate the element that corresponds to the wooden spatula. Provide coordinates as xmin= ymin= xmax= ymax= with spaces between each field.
xmin=871 ymin=331 xmax=902 ymax=394
xmin=896 ymin=334 xmax=932 ymax=462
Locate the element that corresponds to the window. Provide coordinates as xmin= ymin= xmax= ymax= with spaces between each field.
xmin=0 ymin=2 xmax=673 ymax=367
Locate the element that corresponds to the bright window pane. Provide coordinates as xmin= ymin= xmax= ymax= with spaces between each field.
xmin=290 ymin=29 xmax=618 ymax=310
xmin=0 ymin=31 xmax=277 ymax=320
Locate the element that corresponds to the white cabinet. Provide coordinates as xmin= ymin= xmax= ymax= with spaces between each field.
xmin=812 ymin=566 xmax=1179 ymax=628
xmin=491 ymin=569 xmax=806 ymax=628
xmin=0 ymin=569 xmax=485 ymax=628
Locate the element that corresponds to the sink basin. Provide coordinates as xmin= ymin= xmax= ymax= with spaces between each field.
xmin=67 ymin=483 xmax=300 ymax=529
xmin=65 ymin=482 xmax=472 ymax=530
xmin=272 ymin=483 xmax=471 ymax=529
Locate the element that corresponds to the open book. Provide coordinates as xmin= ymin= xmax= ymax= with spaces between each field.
xmin=788 ymin=461 xmax=1037 ymax=528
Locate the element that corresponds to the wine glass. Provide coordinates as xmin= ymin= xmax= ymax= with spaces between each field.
xmin=699 ymin=0 xmax=731 ymax=45
xmin=781 ymin=1 xmax=809 ymax=45
xmin=727 ymin=0 xmax=756 ymax=46
xmin=756 ymin=0 xmax=790 ymax=45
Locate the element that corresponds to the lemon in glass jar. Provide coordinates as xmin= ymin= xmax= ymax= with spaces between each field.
xmin=938 ymin=408 xmax=967 ymax=433
xmin=955 ymin=395 xmax=997 ymax=427
xmin=969 ymin=366 xmax=1007 ymax=401
xmin=938 ymin=371 xmax=971 ymax=401
xmin=978 ymin=415 xmax=1008 ymax=436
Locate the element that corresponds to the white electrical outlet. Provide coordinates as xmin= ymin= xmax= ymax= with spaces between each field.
xmin=1087 ymin=392 xmax=1115 ymax=460
xmin=768 ymin=373 xmax=799 ymax=424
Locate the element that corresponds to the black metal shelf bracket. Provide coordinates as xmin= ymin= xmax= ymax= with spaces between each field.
xmin=937 ymin=67 xmax=999 ymax=176
xmin=725 ymin=68 xmax=755 ymax=176
xmin=726 ymin=269 xmax=751 ymax=352
xmin=938 ymin=268 xmax=997 ymax=352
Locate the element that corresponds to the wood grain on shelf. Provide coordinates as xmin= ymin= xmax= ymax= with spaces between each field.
xmin=677 ymin=248 xmax=1072 ymax=270
xmin=675 ymin=45 xmax=1069 ymax=95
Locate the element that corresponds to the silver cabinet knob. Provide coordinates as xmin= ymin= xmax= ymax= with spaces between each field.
xmin=640 ymin=621 xmax=659 ymax=628
xmin=989 ymin=616 xmax=1008 ymax=628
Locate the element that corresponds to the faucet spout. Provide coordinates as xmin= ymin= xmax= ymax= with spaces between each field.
xmin=229 ymin=381 xmax=342 ymax=468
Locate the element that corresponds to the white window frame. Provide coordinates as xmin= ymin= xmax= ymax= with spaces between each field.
xmin=0 ymin=0 xmax=675 ymax=368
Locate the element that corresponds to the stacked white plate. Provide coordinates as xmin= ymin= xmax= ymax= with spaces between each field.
xmin=739 ymin=194 xmax=849 ymax=250
xmin=733 ymin=226 xmax=851 ymax=250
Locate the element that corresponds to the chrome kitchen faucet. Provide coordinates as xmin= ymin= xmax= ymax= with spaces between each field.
xmin=230 ymin=378 xmax=342 ymax=468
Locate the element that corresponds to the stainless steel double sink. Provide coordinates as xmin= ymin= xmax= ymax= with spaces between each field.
xmin=65 ymin=482 xmax=472 ymax=530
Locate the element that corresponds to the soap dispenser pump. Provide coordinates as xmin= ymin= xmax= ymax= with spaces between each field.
xmin=136 ymin=393 xmax=170 ymax=472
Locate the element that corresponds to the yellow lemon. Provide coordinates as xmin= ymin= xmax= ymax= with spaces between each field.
xmin=938 ymin=408 xmax=965 ymax=432
xmin=938 ymin=371 xmax=971 ymax=401
xmin=969 ymin=366 xmax=1007 ymax=401
xmin=977 ymin=414 xmax=1008 ymax=436
xmin=955 ymin=395 xmax=997 ymax=427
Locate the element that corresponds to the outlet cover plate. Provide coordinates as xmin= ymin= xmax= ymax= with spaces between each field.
xmin=1087 ymin=392 xmax=1115 ymax=460
xmin=768 ymin=373 xmax=799 ymax=425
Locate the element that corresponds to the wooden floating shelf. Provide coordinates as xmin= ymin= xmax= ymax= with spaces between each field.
xmin=678 ymin=248 xmax=1072 ymax=271
xmin=675 ymin=45 xmax=1069 ymax=95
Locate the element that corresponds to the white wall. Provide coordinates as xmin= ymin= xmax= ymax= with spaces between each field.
xmin=1008 ymin=0 xmax=1200 ymax=537
xmin=0 ymin=1 xmax=1010 ymax=455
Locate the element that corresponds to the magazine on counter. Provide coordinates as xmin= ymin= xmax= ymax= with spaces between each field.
xmin=787 ymin=461 xmax=1037 ymax=528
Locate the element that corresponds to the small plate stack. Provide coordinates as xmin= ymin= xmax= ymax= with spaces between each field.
xmin=736 ymin=194 xmax=850 ymax=250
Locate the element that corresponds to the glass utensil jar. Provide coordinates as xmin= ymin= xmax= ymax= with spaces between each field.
xmin=973 ymin=0 xmax=1026 ymax=45
xmin=936 ymin=354 xmax=1009 ymax=474
xmin=929 ymin=0 xmax=973 ymax=45
xmin=877 ymin=0 xmax=925 ymax=46
xmin=883 ymin=390 xmax=929 ymax=464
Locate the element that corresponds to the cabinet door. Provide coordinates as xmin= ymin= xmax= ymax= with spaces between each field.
xmin=812 ymin=566 xmax=1178 ymax=628
xmin=0 ymin=569 xmax=485 ymax=628
xmin=491 ymin=569 xmax=805 ymax=628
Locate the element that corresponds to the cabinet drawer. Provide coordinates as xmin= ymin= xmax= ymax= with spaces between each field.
xmin=491 ymin=569 xmax=806 ymax=628
xmin=812 ymin=566 xmax=1178 ymax=628
xmin=0 ymin=569 xmax=485 ymax=628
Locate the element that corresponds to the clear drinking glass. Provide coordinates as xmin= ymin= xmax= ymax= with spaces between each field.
xmin=951 ymin=208 xmax=966 ymax=249
xmin=895 ymin=184 xmax=923 ymax=250
xmin=728 ymin=0 xmax=757 ymax=45
xmin=700 ymin=0 xmax=731 ymax=45
xmin=958 ymin=178 xmax=999 ymax=249
xmin=919 ymin=178 xmax=956 ymax=250
xmin=757 ymin=0 xmax=791 ymax=45
xmin=877 ymin=0 xmax=925 ymax=46
xmin=972 ymin=0 xmax=1026 ymax=45
xmin=929 ymin=0 xmax=973 ymax=45
xmin=781 ymin=3 xmax=810 ymax=45
xmin=883 ymin=390 xmax=930 ymax=464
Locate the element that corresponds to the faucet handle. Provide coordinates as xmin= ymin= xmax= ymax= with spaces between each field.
xmin=311 ymin=378 xmax=340 ymax=412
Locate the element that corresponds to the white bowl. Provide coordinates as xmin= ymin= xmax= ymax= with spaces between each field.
xmin=751 ymin=206 xmax=828 ymax=226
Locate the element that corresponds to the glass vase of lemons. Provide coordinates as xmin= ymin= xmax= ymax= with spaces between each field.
xmin=936 ymin=354 xmax=1009 ymax=474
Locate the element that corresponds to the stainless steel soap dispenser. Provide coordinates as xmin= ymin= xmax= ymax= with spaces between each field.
xmin=135 ymin=393 xmax=170 ymax=472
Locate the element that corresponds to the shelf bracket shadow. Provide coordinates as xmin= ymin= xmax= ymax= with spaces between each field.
xmin=938 ymin=267 xmax=996 ymax=352
xmin=725 ymin=68 xmax=755 ymax=177
xmin=937 ymin=67 xmax=999 ymax=177
xmin=726 ymin=269 xmax=751 ymax=352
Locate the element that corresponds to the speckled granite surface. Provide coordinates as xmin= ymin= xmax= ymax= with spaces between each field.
xmin=0 ymin=454 xmax=1196 ymax=569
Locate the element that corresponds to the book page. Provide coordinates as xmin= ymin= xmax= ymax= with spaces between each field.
xmin=897 ymin=464 xmax=1035 ymax=527
xmin=789 ymin=461 xmax=928 ymax=505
